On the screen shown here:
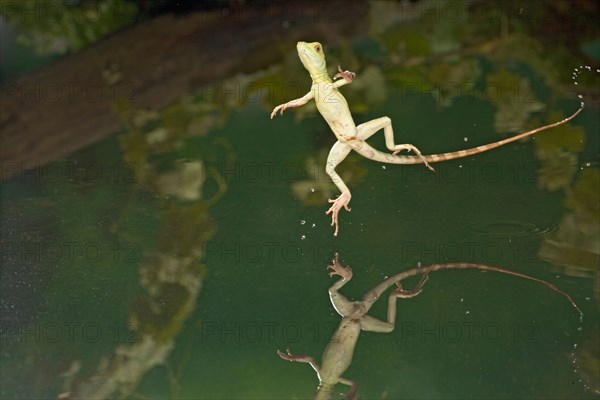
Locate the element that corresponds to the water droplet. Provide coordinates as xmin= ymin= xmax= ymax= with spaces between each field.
xmin=460 ymin=298 xmax=464 ymax=302
xmin=301 ymin=235 xmax=306 ymax=240
xmin=465 ymin=310 xmax=470 ymax=315
xmin=311 ymin=223 xmax=316 ymax=228
xmin=310 ymin=187 xmax=315 ymax=193
xmin=300 ymin=220 xmax=306 ymax=225
xmin=573 ymin=343 xmax=578 ymax=348
xmin=463 ymin=137 xmax=468 ymax=141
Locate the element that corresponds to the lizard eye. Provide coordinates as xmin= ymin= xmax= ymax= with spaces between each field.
xmin=315 ymin=45 xmax=321 ymax=52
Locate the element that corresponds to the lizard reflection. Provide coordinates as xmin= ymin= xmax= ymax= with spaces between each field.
xmin=278 ymin=254 xmax=581 ymax=400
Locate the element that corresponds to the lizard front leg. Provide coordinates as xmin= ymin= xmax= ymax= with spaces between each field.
xmin=276 ymin=349 xmax=320 ymax=374
xmin=333 ymin=65 xmax=356 ymax=88
xmin=356 ymin=116 xmax=435 ymax=171
xmin=325 ymin=141 xmax=353 ymax=236
xmin=338 ymin=377 xmax=359 ymax=400
xmin=270 ymin=91 xmax=314 ymax=118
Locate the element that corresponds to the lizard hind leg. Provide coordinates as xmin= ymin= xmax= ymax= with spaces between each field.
xmin=325 ymin=141 xmax=353 ymax=236
xmin=327 ymin=254 xmax=357 ymax=316
xmin=392 ymin=273 xmax=430 ymax=298
xmin=356 ymin=116 xmax=435 ymax=171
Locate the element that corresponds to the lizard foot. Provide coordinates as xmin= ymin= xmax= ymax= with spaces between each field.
xmin=334 ymin=65 xmax=356 ymax=82
xmin=391 ymin=273 xmax=429 ymax=298
xmin=326 ymin=191 xmax=351 ymax=237
xmin=327 ymin=253 xmax=353 ymax=280
xmin=277 ymin=349 xmax=311 ymax=362
xmin=270 ymin=103 xmax=288 ymax=119
xmin=391 ymin=144 xmax=435 ymax=172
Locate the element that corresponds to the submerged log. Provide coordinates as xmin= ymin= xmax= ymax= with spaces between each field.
xmin=0 ymin=2 xmax=368 ymax=181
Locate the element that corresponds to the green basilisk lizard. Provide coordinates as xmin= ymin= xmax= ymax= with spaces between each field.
xmin=277 ymin=254 xmax=582 ymax=400
xmin=270 ymin=42 xmax=584 ymax=236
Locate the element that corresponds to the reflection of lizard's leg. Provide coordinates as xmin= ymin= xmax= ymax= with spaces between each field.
xmin=338 ymin=377 xmax=359 ymax=400
xmin=325 ymin=141 xmax=353 ymax=236
xmin=327 ymin=254 xmax=355 ymax=316
xmin=356 ymin=117 xmax=434 ymax=171
xmin=387 ymin=274 xmax=430 ymax=326
xmin=361 ymin=274 xmax=430 ymax=333
xmin=277 ymin=349 xmax=320 ymax=374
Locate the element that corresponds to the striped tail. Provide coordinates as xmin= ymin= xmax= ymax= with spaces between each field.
xmin=354 ymin=104 xmax=584 ymax=166
xmin=361 ymin=262 xmax=583 ymax=320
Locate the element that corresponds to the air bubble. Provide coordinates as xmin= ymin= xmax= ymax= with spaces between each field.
xmin=382 ymin=165 xmax=386 ymax=170
xmin=310 ymin=188 xmax=315 ymax=192
xmin=301 ymin=220 xmax=306 ymax=225
xmin=301 ymin=235 xmax=306 ymax=240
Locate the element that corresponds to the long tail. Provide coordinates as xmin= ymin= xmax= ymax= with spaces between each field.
xmin=354 ymin=104 xmax=584 ymax=165
xmin=362 ymin=262 xmax=583 ymax=319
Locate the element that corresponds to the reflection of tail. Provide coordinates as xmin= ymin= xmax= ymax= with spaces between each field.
xmin=362 ymin=262 xmax=583 ymax=320
xmin=353 ymin=104 xmax=584 ymax=165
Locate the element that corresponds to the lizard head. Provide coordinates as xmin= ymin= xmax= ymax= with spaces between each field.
xmin=297 ymin=41 xmax=327 ymax=79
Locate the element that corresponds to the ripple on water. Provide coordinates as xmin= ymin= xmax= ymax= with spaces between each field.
xmin=467 ymin=220 xmax=559 ymax=237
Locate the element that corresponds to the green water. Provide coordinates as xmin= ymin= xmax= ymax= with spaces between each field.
xmin=2 ymin=4 xmax=600 ymax=397
xmin=2 ymin=88 xmax=598 ymax=399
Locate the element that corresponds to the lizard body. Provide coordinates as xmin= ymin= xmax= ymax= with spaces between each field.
xmin=277 ymin=254 xmax=581 ymax=399
xmin=271 ymin=42 xmax=584 ymax=236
